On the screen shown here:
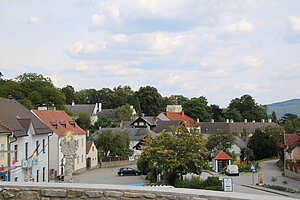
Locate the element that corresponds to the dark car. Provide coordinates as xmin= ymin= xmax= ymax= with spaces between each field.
xmin=117 ymin=167 xmax=141 ymax=176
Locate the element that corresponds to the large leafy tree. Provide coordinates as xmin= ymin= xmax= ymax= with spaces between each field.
xmin=75 ymin=112 xmax=91 ymax=130
xmin=248 ymin=126 xmax=284 ymax=160
xmin=227 ymin=94 xmax=268 ymax=121
xmin=210 ymin=104 xmax=224 ymax=121
xmin=0 ymin=73 xmax=66 ymax=109
xmin=205 ymin=129 xmax=235 ymax=152
xmin=61 ymin=85 xmax=79 ymax=104
xmin=141 ymin=124 xmax=208 ymax=185
xmin=115 ymin=104 xmax=135 ymax=122
xmin=94 ymin=129 xmax=133 ymax=157
xmin=135 ymin=86 xmax=162 ymax=116
xmin=182 ymin=96 xmax=212 ymax=121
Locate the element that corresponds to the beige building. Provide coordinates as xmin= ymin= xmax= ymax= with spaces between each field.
xmin=86 ymin=141 xmax=98 ymax=169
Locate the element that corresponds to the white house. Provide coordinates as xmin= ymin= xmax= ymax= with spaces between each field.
xmin=0 ymin=97 xmax=52 ymax=182
xmin=65 ymin=102 xmax=101 ymax=125
xmin=33 ymin=110 xmax=87 ymax=180
xmin=86 ymin=141 xmax=98 ymax=169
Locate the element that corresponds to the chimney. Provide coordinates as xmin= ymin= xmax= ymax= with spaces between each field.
xmin=252 ymin=120 xmax=255 ymax=123
xmin=197 ymin=118 xmax=200 ymax=123
xmin=268 ymin=119 xmax=272 ymax=123
xmin=7 ymin=95 xmax=13 ymax=99
xmin=142 ymin=113 xmax=145 ymax=117
xmin=211 ymin=119 xmax=214 ymax=123
xmin=230 ymin=119 xmax=234 ymax=123
xmin=181 ymin=111 xmax=184 ymax=116
xmin=98 ymin=103 xmax=102 ymax=112
xmin=262 ymin=119 xmax=265 ymax=123
xmin=226 ymin=119 xmax=229 ymax=123
xmin=244 ymin=119 xmax=247 ymax=123
xmin=72 ymin=100 xmax=75 ymax=106
xmin=38 ymin=104 xmax=48 ymax=110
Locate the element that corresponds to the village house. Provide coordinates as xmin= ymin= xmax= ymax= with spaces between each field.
xmin=86 ymin=141 xmax=98 ymax=169
xmin=33 ymin=109 xmax=87 ymax=181
xmin=0 ymin=120 xmax=13 ymax=181
xmin=0 ymin=97 xmax=52 ymax=183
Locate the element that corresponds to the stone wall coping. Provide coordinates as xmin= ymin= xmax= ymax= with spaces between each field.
xmin=0 ymin=182 xmax=295 ymax=200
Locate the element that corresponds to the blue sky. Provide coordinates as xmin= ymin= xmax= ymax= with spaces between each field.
xmin=0 ymin=0 xmax=300 ymax=107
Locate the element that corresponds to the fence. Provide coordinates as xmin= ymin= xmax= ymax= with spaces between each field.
xmin=101 ymin=156 xmax=129 ymax=163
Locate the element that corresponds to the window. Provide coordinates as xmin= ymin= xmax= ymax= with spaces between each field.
xmin=25 ymin=142 xmax=28 ymax=159
xmin=92 ymin=146 xmax=94 ymax=151
xmin=36 ymin=140 xmax=39 ymax=155
xmin=0 ymin=143 xmax=5 ymax=159
xmin=36 ymin=170 xmax=39 ymax=182
xmin=43 ymin=139 xmax=45 ymax=153
xmin=14 ymin=177 xmax=18 ymax=182
xmin=81 ymin=155 xmax=83 ymax=163
xmin=43 ymin=167 xmax=45 ymax=182
xmin=14 ymin=145 xmax=18 ymax=162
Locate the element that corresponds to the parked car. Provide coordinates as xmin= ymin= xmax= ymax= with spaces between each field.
xmin=225 ymin=165 xmax=239 ymax=176
xmin=117 ymin=167 xmax=141 ymax=176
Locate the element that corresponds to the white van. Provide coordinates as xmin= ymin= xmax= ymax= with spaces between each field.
xmin=225 ymin=165 xmax=239 ymax=176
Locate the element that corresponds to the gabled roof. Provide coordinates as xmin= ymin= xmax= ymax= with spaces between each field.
xmin=284 ymin=133 xmax=300 ymax=152
xmin=213 ymin=150 xmax=232 ymax=160
xmin=162 ymin=112 xmax=195 ymax=127
xmin=0 ymin=120 xmax=13 ymax=134
xmin=0 ymin=97 xmax=52 ymax=137
xmin=33 ymin=110 xmax=86 ymax=136
xmin=130 ymin=116 xmax=157 ymax=127
xmin=98 ymin=109 xmax=116 ymax=120
xmin=65 ymin=104 xmax=96 ymax=116
xmin=152 ymin=120 xmax=182 ymax=133
xmin=97 ymin=128 xmax=157 ymax=141
xmin=86 ymin=141 xmax=94 ymax=154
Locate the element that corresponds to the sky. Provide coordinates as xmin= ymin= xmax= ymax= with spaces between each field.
xmin=0 ymin=0 xmax=300 ymax=107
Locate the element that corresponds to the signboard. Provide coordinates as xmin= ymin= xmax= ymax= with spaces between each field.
xmin=250 ymin=164 xmax=256 ymax=171
xmin=223 ymin=178 xmax=233 ymax=192
xmin=128 ymin=156 xmax=135 ymax=161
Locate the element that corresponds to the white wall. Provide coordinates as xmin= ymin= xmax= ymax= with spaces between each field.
xmin=87 ymin=143 xmax=98 ymax=168
xmin=10 ymin=123 xmax=49 ymax=183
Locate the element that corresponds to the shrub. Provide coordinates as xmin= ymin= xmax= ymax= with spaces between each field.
xmin=137 ymin=156 xmax=150 ymax=175
xmin=175 ymin=176 xmax=222 ymax=191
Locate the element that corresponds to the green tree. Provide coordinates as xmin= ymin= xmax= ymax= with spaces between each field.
xmin=271 ymin=111 xmax=278 ymax=123
xmin=248 ymin=126 xmax=284 ymax=160
xmin=75 ymin=112 xmax=91 ymax=130
xmin=76 ymin=89 xmax=98 ymax=104
xmin=141 ymin=124 xmax=208 ymax=185
xmin=280 ymin=113 xmax=298 ymax=124
xmin=210 ymin=104 xmax=224 ymax=122
xmin=182 ymin=96 xmax=212 ymax=121
xmin=205 ymin=129 xmax=235 ymax=152
xmin=227 ymin=94 xmax=268 ymax=121
xmin=223 ymin=108 xmax=243 ymax=122
xmin=115 ymin=104 xmax=135 ymax=122
xmin=94 ymin=116 xmax=114 ymax=129
xmin=94 ymin=129 xmax=133 ymax=157
xmin=240 ymin=147 xmax=254 ymax=163
xmin=135 ymin=86 xmax=162 ymax=115
xmin=61 ymin=85 xmax=79 ymax=104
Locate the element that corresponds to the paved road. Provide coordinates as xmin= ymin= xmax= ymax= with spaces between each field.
xmin=73 ymin=165 xmax=147 ymax=185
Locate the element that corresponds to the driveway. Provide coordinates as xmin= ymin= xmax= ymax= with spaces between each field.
xmin=73 ymin=165 xmax=147 ymax=185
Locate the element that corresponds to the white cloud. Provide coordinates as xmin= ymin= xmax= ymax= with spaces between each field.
xmin=166 ymin=74 xmax=186 ymax=85
xmin=242 ymin=56 xmax=265 ymax=67
xmin=28 ymin=16 xmax=44 ymax=25
xmin=112 ymin=34 xmax=129 ymax=42
xmin=287 ymin=16 xmax=300 ymax=34
xmin=235 ymin=83 xmax=257 ymax=91
xmin=102 ymin=63 xmax=143 ymax=76
xmin=228 ymin=20 xmax=255 ymax=33
xmin=75 ymin=61 xmax=91 ymax=71
xmin=68 ymin=41 xmax=107 ymax=56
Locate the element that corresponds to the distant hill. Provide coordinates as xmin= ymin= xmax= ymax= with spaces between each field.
xmin=267 ymin=99 xmax=300 ymax=119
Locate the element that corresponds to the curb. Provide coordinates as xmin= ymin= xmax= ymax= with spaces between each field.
xmin=241 ymin=184 xmax=299 ymax=198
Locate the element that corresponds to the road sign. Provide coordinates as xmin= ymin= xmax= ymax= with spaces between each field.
xmin=250 ymin=164 xmax=256 ymax=171
xmin=223 ymin=178 xmax=233 ymax=192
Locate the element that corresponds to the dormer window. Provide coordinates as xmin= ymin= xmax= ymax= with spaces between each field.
xmin=50 ymin=121 xmax=58 ymax=129
xmin=59 ymin=121 xmax=66 ymax=128
xmin=69 ymin=121 xmax=76 ymax=127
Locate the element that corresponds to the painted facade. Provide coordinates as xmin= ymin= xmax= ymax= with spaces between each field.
xmin=86 ymin=142 xmax=98 ymax=169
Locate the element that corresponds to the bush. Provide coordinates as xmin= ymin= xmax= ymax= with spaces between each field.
xmin=175 ymin=176 xmax=222 ymax=191
xmin=137 ymin=156 xmax=150 ymax=175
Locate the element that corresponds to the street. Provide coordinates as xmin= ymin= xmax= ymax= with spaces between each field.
xmin=74 ymin=160 xmax=300 ymax=198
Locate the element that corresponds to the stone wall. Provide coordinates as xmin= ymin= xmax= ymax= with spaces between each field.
xmin=100 ymin=160 xmax=136 ymax=168
xmin=0 ymin=182 xmax=289 ymax=200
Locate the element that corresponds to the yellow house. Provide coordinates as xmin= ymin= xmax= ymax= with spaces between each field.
xmin=0 ymin=120 xmax=12 ymax=181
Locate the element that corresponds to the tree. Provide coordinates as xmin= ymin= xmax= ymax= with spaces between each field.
xmin=0 ymin=72 xmax=3 ymax=79
xmin=240 ymin=147 xmax=254 ymax=163
xmin=271 ymin=111 xmax=278 ymax=123
xmin=271 ymin=177 xmax=277 ymax=185
xmin=93 ymin=116 xmax=114 ymax=129
xmin=223 ymin=108 xmax=243 ymax=122
xmin=135 ymin=86 xmax=162 ymax=116
xmin=76 ymin=89 xmax=98 ymax=104
xmin=210 ymin=104 xmax=224 ymax=121
xmin=205 ymin=129 xmax=235 ymax=152
xmin=61 ymin=85 xmax=79 ymax=104
xmin=283 ymin=118 xmax=300 ymax=134
xmin=141 ymin=124 xmax=208 ymax=185
xmin=75 ymin=112 xmax=91 ymax=130
xmin=94 ymin=129 xmax=133 ymax=157
xmin=182 ymin=96 xmax=212 ymax=121
xmin=227 ymin=94 xmax=268 ymax=121
xmin=115 ymin=104 xmax=135 ymax=122
xmin=280 ymin=113 xmax=298 ymax=124
xmin=248 ymin=126 xmax=284 ymax=160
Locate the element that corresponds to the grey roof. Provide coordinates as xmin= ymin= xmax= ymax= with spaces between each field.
xmin=201 ymin=122 xmax=280 ymax=134
xmin=98 ymin=109 xmax=116 ymax=120
xmin=65 ymin=104 xmax=96 ymax=116
xmin=97 ymin=128 xmax=157 ymax=141
xmin=234 ymin=136 xmax=249 ymax=149
xmin=0 ymin=97 xmax=52 ymax=137
xmin=152 ymin=120 xmax=182 ymax=133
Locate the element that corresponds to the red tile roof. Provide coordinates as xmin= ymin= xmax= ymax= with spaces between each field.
xmin=33 ymin=110 xmax=86 ymax=136
xmin=213 ymin=150 xmax=232 ymax=160
xmin=86 ymin=141 xmax=93 ymax=154
xmin=284 ymin=133 xmax=300 ymax=151
xmin=162 ymin=112 xmax=195 ymax=127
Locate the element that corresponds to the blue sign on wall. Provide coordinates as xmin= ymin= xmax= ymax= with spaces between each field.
xmin=250 ymin=165 xmax=256 ymax=170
